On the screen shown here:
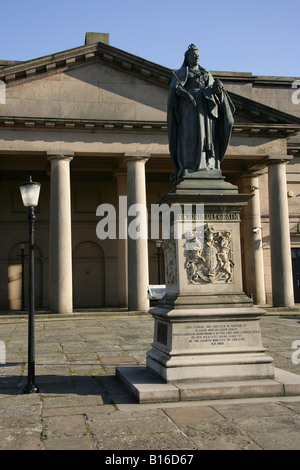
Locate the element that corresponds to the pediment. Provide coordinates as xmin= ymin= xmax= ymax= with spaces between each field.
xmin=0 ymin=41 xmax=171 ymax=89
xmin=1 ymin=59 xmax=168 ymax=122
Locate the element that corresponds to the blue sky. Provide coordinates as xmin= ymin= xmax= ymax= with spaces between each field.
xmin=1 ymin=0 xmax=299 ymax=77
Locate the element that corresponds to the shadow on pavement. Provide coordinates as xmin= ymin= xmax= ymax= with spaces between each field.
xmin=0 ymin=373 xmax=136 ymax=405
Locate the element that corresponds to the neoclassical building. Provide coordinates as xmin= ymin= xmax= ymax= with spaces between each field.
xmin=1 ymin=33 xmax=300 ymax=313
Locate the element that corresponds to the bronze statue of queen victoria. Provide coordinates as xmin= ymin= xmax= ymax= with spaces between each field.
xmin=167 ymin=44 xmax=235 ymax=184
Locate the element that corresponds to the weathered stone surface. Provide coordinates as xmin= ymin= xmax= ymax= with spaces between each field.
xmin=0 ymin=314 xmax=300 ymax=450
xmin=145 ymin=175 xmax=274 ymax=383
xmin=116 ymin=366 xmax=300 ymax=403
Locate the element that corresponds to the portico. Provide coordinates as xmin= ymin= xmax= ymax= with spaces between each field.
xmin=0 ymin=33 xmax=300 ymax=313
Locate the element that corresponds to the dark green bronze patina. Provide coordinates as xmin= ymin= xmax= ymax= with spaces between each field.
xmin=167 ymin=44 xmax=235 ymax=185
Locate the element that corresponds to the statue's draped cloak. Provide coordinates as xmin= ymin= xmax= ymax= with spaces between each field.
xmin=167 ymin=66 xmax=235 ymax=181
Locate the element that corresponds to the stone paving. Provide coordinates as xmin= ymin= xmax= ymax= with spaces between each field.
xmin=0 ymin=312 xmax=300 ymax=450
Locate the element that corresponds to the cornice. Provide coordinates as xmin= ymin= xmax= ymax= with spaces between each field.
xmin=214 ymin=71 xmax=300 ymax=87
xmin=0 ymin=117 xmax=168 ymax=133
xmin=287 ymin=142 xmax=300 ymax=157
xmin=232 ymin=123 xmax=300 ymax=137
xmin=2 ymin=41 xmax=298 ymax=91
xmin=0 ymin=42 xmax=299 ymax=133
xmin=0 ymin=116 xmax=298 ymax=139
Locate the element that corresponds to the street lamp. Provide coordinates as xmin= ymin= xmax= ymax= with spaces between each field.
xmin=19 ymin=176 xmax=41 ymax=394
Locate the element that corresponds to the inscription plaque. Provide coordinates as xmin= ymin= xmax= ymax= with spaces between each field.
xmin=172 ymin=321 xmax=262 ymax=349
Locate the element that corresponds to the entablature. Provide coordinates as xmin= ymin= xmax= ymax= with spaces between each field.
xmin=0 ymin=116 xmax=298 ymax=140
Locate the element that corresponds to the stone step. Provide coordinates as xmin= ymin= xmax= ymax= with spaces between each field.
xmin=116 ymin=366 xmax=300 ymax=404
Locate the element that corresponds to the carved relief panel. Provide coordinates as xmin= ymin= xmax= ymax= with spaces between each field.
xmin=184 ymin=223 xmax=234 ymax=284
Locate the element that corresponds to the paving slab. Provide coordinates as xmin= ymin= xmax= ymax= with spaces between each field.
xmin=0 ymin=313 xmax=300 ymax=450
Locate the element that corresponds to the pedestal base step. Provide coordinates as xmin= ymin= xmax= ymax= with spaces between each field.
xmin=116 ymin=366 xmax=300 ymax=404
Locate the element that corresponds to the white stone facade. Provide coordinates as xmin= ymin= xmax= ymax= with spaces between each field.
xmin=0 ymin=34 xmax=300 ymax=312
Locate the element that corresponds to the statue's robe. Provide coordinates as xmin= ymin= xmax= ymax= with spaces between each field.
xmin=167 ymin=66 xmax=235 ymax=182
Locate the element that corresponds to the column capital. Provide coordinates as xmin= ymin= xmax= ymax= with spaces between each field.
xmin=47 ymin=152 xmax=74 ymax=163
xmin=239 ymin=174 xmax=261 ymax=193
xmin=239 ymin=171 xmax=264 ymax=180
xmin=265 ymin=155 xmax=293 ymax=166
xmin=122 ymin=153 xmax=150 ymax=165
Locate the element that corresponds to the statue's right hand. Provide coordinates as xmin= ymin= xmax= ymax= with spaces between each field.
xmin=175 ymin=85 xmax=187 ymax=97
xmin=176 ymin=87 xmax=196 ymax=106
xmin=188 ymin=94 xmax=197 ymax=107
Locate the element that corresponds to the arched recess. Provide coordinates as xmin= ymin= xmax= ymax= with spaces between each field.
xmin=73 ymin=241 xmax=105 ymax=308
xmin=8 ymin=242 xmax=43 ymax=310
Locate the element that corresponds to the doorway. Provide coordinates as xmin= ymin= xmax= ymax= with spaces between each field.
xmin=292 ymin=248 xmax=300 ymax=303
xmin=8 ymin=243 xmax=43 ymax=310
xmin=73 ymin=242 xmax=105 ymax=308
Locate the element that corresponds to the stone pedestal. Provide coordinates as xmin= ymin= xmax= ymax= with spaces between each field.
xmin=145 ymin=170 xmax=274 ymax=382
xmin=147 ymin=307 xmax=273 ymax=382
xmin=117 ymin=170 xmax=277 ymax=401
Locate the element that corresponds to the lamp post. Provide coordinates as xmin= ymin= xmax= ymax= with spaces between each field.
xmin=19 ymin=176 xmax=41 ymax=394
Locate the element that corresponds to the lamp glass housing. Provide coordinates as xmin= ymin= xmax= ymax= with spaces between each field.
xmin=19 ymin=177 xmax=41 ymax=208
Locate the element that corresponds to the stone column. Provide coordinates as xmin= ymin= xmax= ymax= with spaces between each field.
xmin=124 ymin=155 xmax=149 ymax=311
xmin=240 ymin=175 xmax=266 ymax=305
xmin=48 ymin=153 xmax=73 ymax=313
xmin=268 ymin=158 xmax=294 ymax=307
xmin=114 ymin=170 xmax=128 ymax=307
